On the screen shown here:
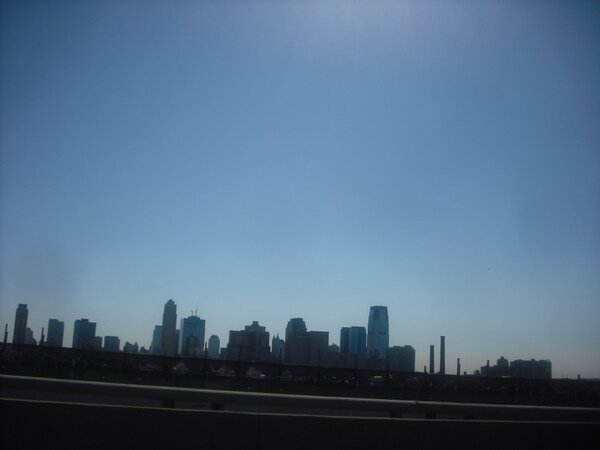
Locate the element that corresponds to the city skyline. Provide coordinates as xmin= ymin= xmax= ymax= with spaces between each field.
xmin=0 ymin=299 xmax=561 ymax=379
xmin=1 ymin=2 xmax=599 ymax=379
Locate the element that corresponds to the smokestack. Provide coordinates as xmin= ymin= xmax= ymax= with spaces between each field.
xmin=429 ymin=345 xmax=435 ymax=374
xmin=456 ymin=357 xmax=461 ymax=376
xmin=440 ymin=336 xmax=445 ymax=375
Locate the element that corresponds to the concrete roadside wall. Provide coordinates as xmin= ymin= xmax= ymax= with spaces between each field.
xmin=1 ymin=398 xmax=598 ymax=450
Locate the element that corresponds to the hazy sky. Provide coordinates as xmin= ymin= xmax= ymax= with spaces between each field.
xmin=2 ymin=1 xmax=599 ymax=378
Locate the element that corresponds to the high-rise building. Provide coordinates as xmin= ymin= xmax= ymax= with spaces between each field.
xmin=307 ymin=331 xmax=329 ymax=366
xmin=13 ymin=304 xmax=28 ymax=344
xmin=271 ymin=333 xmax=285 ymax=360
xmin=104 ymin=336 xmax=120 ymax=352
xmin=161 ymin=299 xmax=177 ymax=356
xmin=72 ymin=319 xmax=97 ymax=349
xmin=151 ymin=325 xmax=163 ymax=355
xmin=178 ymin=315 xmax=205 ymax=357
xmin=440 ymin=336 xmax=446 ymax=375
xmin=208 ymin=335 xmax=220 ymax=358
xmin=386 ymin=345 xmax=415 ymax=372
xmin=367 ymin=306 xmax=389 ymax=360
xmin=47 ymin=319 xmax=64 ymax=347
xmin=348 ymin=326 xmax=367 ymax=358
xmin=284 ymin=318 xmax=309 ymax=365
xmin=227 ymin=321 xmax=270 ymax=362
xmin=283 ymin=318 xmax=329 ymax=366
xmin=340 ymin=327 xmax=350 ymax=354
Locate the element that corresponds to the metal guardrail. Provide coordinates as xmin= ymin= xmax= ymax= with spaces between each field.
xmin=1 ymin=374 xmax=599 ymax=422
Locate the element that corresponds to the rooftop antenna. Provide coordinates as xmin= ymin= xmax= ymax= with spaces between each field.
xmin=195 ymin=302 xmax=198 ymax=316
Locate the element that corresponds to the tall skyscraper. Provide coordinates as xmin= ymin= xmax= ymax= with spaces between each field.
xmin=208 ymin=335 xmax=220 ymax=358
xmin=367 ymin=306 xmax=389 ymax=360
xmin=47 ymin=319 xmax=64 ymax=347
xmin=348 ymin=326 xmax=367 ymax=358
xmin=13 ymin=304 xmax=28 ymax=344
xmin=179 ymin=315 xmax=206 ymax=357
xmin=284 ymin=318 xmax=309 ymax=365
xmin=161 ymin=299 xmax=177 ymax=356
xmin=151 ymin=325 xmax=163 ymax=355
xmin=72 ymin=319 xmax=97 ymax=349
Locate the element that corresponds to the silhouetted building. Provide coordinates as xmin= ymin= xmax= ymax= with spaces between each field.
xmin=283 ymin=318 xmax=328 ymax=366
xmin=227 ymin=321 xmax=270 ymax=362
xmin=328 ymin=343 xmax=340 ymax=353
xmin=348 ymin=326 xmax=367 ymax=359
xmin=271 ymin=333 xmax=284 ymax=360
xmin=340 ymin=327 xmax=350 ymax=354
xmin=161 ymin=299 xmax=177 ymax=356
xmin=24 ymin=327 xmax=36 ymax=345
xmin=92 ymin=336 xmax=103 ymax=350
xmin=47 ymin=319 xmax=64 ymax=347
xmin=479 ymin=357 xmax=552 ymax=380
xmin=367 ymin=306 xmax=389 ymax=360
xmin=151 ymin=325 xmax=163 ymax=355
xmin=208 ymin=335 xmax=220 ymax=358
xmin=497 ymin=356 xmax=509 ymax=371
xmin=72 ymin=319 xmax=97 ymax=349
xmin=123 ymin=341 xmax=139 ymax=353
xmin=387 ymin=345 xmax=415 ymax=372
xmin=308 ymin=331 xmax=329 ymax=366
xmin=429 ymin=345 xmax=435 ymax=374
xmin=179 ymin=315 xmax=205 ymax=357
xmin=440 ymin=336 xmax=446 ymax=375
xmin=511 ymin=359 xmax=552 ymax=380
xmin=104 ymin=336 xmax=120 ymax=352
xmin=184 ymin=333 xmax=202 ymax=356
xmin=285 ymin=318 xmax=309 ymax=365
xmin=13 ymin=304 xmax=28 ymax=344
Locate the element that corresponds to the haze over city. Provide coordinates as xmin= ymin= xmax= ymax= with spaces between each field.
xmin=1 ymin=1 xmax=599 ymax=378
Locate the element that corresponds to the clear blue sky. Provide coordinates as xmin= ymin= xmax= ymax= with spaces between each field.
xmin=1 ymin=1 xmax=599 ymax=378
